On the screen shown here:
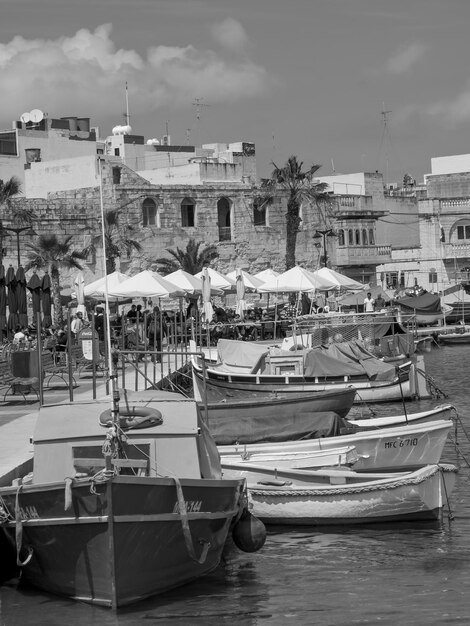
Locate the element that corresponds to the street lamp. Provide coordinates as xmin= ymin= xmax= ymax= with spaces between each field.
xmin=313 ymin=229 xmax=335 ymax=267
xmin=4 ymin=225 xmax=36 ymax=266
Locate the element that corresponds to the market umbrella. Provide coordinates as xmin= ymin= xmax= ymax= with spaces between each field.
xmin=0 ymin=265 xmax=6 ymax=337
xmin=312 ymin=267 xmax=366 ymax=291
xmin=41 ymin=272 xmax=53 ymax=328
xmin=84 ymin=270 xmax=131 ymax=299
xmin=27 ymin=271 xmax=42 ymax=320
xmin=166 ymin=269 xmax=223 ymax=296
xmin=258 ymin=265 xmax=336 ymax=293
xmin=226 ymin=269 xmax=264 ymax=291
xmin=73 ymin=271 xmax=86 ymax=315
xmin=108 ymin=270 xmax=184 ymax=299
xmin=234 ymin=269 xmax=247 ymax=320
xmin=16 ymin=266 xmax=28 ymax=327
xmin=5 ymin=265 xmax=18 ymax=331
xmin=200 ymin=268 xmax=214 ymax=324
xmin=253 ymin=268 xmax=280 ymax=283
xmin=194 ymin=268 xmax=235 ymax=292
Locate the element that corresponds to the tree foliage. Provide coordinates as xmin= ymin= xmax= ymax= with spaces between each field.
xmin=154 ymin=239 xmax=219 ymax=275
xmin=259 ymin=156 xmax=333 ymax=269
xmin=24 ymin=234 xmax=86 ymax=326
xmin=83 ymin=206 xmax=143 ymax=274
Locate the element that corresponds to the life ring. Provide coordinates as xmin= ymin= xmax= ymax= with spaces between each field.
xmin=99 ymin=406 xmax=163 ymax=430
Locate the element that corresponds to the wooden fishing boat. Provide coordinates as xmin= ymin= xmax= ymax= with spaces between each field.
xmin=346 ymin=403 xmax=455 ymax=429
xmin=438 ymin=328 xmax=470 ymax=344
xmin=218 ymin=419 xmax=453 ymax=472
xmin=192 ymin=339 xmax=430 ymax=404
xmin=198 ymin=387 xmax=356 ymax=445
xmin=0 ymin=390 xmax=264 ymax=608
xmin=221 ymin=462 xmax=458 ymax=525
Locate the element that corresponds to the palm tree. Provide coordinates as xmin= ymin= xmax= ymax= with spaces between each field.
xmin=0 ymin=177 xmax=33 ymax=261
xmin=24 ymin=234 xmax=87 ymax=326
xmin=83 ymin=207 xmax=143 ymax=274
xmin=154 ymin=239 xmax=219 ymax=275
xmin=259 ymin=156 xmax=333 ymax=270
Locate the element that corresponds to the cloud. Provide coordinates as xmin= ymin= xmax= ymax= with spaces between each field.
xmin=426 ymin=88 xmax=470 ymax=125
xmin=0 ymin=23 xmax=271 ymax=125
xmin=211 ymin=18 xmax=249 ymax=53
xmin=386 ymin=42 xmax=427 ymax=74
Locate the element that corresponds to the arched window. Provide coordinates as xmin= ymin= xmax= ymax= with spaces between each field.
xmin=369 ymin=228 xmax=375 ymax=245
xmin=348 ymin=229 xmax=354 ymax=245
xmin=362 ymin=229 xmax=368 ymax=245
xmin=355 ymin=229 xmax=361 ymax=245
xmin=217 ymin=197 xmax=232 ymax=241
xmin=338 ymin=229 xmax=345 ymax=246
xmin=142 ymin=198 xmax=157 ymax=227
xmin=253 ymin=198 xmax=267 ymax=226
xmin=181 ymin=197 xmax=195 ymax=227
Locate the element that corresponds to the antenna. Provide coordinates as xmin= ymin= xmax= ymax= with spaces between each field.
xmin=376 ymin=103 xmax=393 ymax=187
xmin=192 ymin=98 xmax=211 ymax=146
xmin=185 ymin=128 xmax=191 ymax=145
xmin=331 ymin=158 xmax=336 ymax=174
xmin=123 ymin=82 xmax=130 ymax=125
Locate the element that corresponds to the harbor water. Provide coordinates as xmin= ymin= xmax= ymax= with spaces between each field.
xmin=1 ymin=345 xmax=469 ymax=625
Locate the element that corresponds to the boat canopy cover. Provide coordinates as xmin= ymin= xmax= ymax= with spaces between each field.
xmin=318 ymin=341 xmax=396 ymax=381
xmin=395 ymin=293 xmax=442 ymax=313
xmin=210 ymin=410 xmax=345 ymax=445
xmin=217 ymin=339 xmax=269 ymax=372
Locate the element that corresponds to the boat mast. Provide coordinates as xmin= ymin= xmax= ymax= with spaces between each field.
xmin=98 ymin=157 xmax=121 ymax=429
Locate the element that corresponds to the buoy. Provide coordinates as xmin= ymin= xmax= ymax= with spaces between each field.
xmin=232 ymin=508 xmax=266 ymax=553
xmin=99 ymin=407 xmax=163 ymax=430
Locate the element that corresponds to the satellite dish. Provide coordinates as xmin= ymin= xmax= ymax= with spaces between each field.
xmin=30 ymin=109 xmax=44 ymax=123
xmin=20 ymin=112 xmax=31 ymax=124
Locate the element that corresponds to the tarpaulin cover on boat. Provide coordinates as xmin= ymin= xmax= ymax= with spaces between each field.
xmin=206 ymin=410 xmax=344 ymax=445
xmin=217 ymin=339 xmax=269 ymax=372
xmin=321 ymin=341 xmax=397 ymax=381
xmin=395 ymin=293 xmax=442 ymax=313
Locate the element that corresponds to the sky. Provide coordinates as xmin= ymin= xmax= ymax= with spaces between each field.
xmin=2 ymin=0 xmax=470 ymax=183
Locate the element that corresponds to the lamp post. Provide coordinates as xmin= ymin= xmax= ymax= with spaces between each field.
xmin=313 ymin=229 xmax=335 ymax=267
xmin=4 ymin=225 xmax=35 ymax=266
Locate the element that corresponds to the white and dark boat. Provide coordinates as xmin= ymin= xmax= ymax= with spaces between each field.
xmin=0 ymin=390 xmax=264 ymax=608
xmin=192 ymin=339 xmax=430 ymax=404
xmin=218 ymin=419 xmax=454 ymax=473
xmin=221 ymin=462 xmax=458 ymax=525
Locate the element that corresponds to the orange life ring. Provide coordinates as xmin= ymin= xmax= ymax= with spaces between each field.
xmin=99 ymin=406 xmax=163 ymax=430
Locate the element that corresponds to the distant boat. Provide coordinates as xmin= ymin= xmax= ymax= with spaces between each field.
xmin=221 ymin=462 xmax=458 ymax=525
xmin=394 ymin=293 xmax=443 ymax=326
xmin=439 ymin=328 xmax=470 ymax=344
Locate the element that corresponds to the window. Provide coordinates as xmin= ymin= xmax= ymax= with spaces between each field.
xmin=253 ymin=199 xmax=266 ymax=226
xmin=142 ymin=198 xmax=157 ymax=227
xmin=338 ymin=229 xmax=345 ymax=246
xmin=114 ymin=148 xmax=120 ymax=156
xmin=348 ymin=229 xmax=354 ymax=245
xmin=362 ymin=229 xmax=368 ymax=245
xmin=112 ymin=167 xmax=121 ymax=184
xmin=457 ymin=225 xmax=470 ymax=240
xmin=217 ymin=197 xmax=231 ymax=241
xmin=369 ymin=228 xmax=375 ymax=245
xmin=429 ymin=268 xmax=438 ymax=284
xmin=355 ymin=229 xmax=361 ymax=245
xmin=181 ymin=198 xmax=195 ymax=227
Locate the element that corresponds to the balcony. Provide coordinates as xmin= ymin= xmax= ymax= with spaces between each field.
xmin=442 ymin=242 xmax=470 ymax=259
xmin=334 ymin=245 xmax=392 ymax=267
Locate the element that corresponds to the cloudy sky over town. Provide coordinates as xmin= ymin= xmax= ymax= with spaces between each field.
xmin=2 ymin=0 xmax=470 ymax=181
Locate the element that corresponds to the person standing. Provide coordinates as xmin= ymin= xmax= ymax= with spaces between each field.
xmin=363 ymin=292 xmax=375 ymax=312
xmin=70 ymin=311 xmax=84 ymax=340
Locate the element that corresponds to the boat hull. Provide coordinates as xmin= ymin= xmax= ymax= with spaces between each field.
xmin=346 ymin=404 xmax=455 ymax=428
xmin=219 ymin=419 xmax=453 ymax=472
xmin=0 ymin=475 xmax=243 ymax=607
xmin=245 ymin=464 xmax=457 ymax=525
xmin=439 ymin=332 xmax=470 ymax=344
xmin=193 ymin=362 xmax=417 ymax=404
xmin=199 ymin=387 xmax=356 ymax=445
